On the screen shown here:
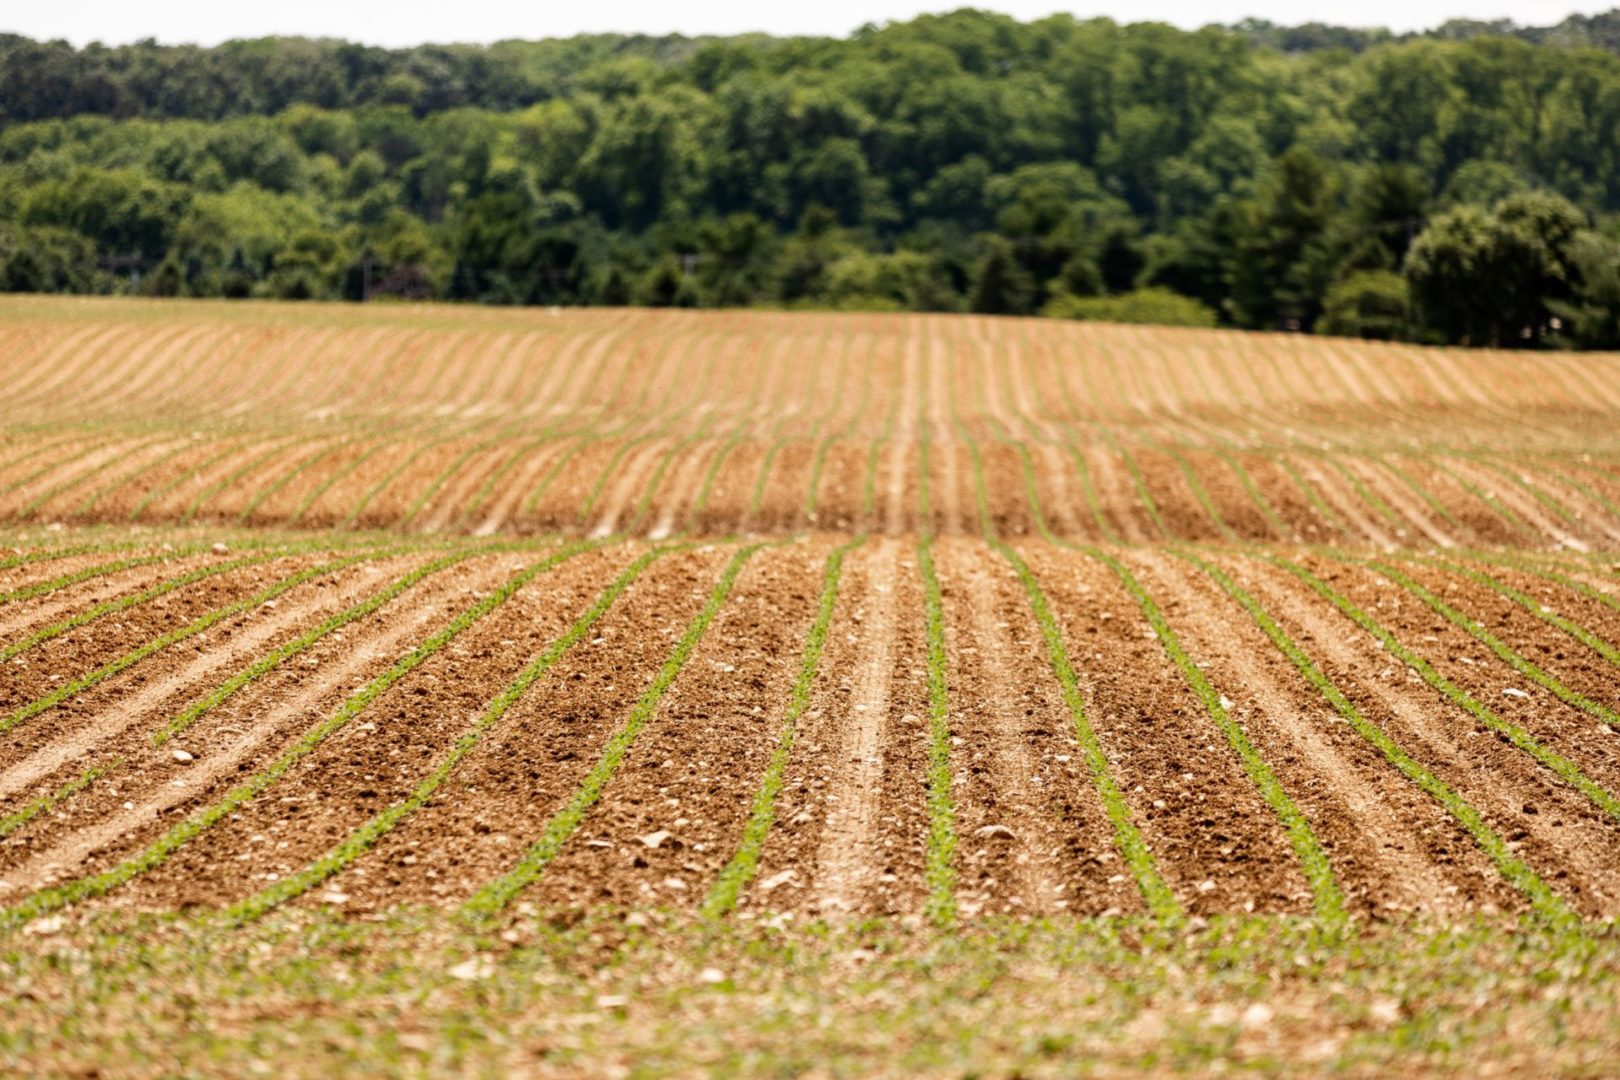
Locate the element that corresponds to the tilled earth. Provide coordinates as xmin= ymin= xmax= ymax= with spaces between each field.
xmin=1 ymin=529 xmax=1618 ymax=926
xmin=4 ymin=299 xmax=1620 ymax=1073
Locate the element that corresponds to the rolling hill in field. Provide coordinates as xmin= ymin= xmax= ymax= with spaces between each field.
xmin=2 ymin=296 xmax=1620 ymax=1074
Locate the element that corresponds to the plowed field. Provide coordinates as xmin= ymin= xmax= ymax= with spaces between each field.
xmin=3 ymin=296 xmax=1620 ymax=1075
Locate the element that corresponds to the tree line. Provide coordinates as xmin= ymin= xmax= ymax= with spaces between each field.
xmin=4 ymin=9 xmax=1620 ymax=347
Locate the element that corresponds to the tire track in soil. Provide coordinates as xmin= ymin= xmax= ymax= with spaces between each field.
xmin=1245 ymin=557 xmax=1620 ymax=917
xmin=285 ymin=547 xmax=734 ymax=913
xmin=0 ymin=551 xmax=537 ymax=899
xmin=499 ymin=541 xmax=829 ymax=912
xmin=589 ymin=440 xmax=669 ymax=538
xmin=1291 ymin=456 xmax=1397 ymax=548
xmin=748 ymin=539 xmax=934 ymax=921
xmin=801 ymin=539 xmax=909 ymax=916
xmin=1017 ymin=544 xmax=1315 ymax=917
xmin=936 ymin=538 xmax=1134 ymax=918
xmin=104 ymin=547 xmax=627 ymax=913
xmin=1150 ymin=550 xmax=1505 ymax=918
xmin=472 ymin=440 xmax=576 ymax=536
xmin=0 ymin=555 xmax=427 ymax=807
xmin=647 ymin=440 xmax=719 ymax=540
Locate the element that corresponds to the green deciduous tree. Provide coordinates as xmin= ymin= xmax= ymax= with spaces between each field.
xmin=1318 ymin=270 xmax=1412 ymax=339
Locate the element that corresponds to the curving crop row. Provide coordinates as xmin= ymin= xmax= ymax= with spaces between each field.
xmin=226 ymin=541 xmax=662 ymax=923
xmin=0 ymin=549 xmax=190 ymax=607
xmin=462 ymin=542 xmax=765 ymax=925
xmin=0 ymin=542 xmax=515 ymax=843
xmin=0 ymin=549 xmax=294 ymax=665
xmin=0 ymin=542 xmax=594 ymax=934
xmin=1179 ymin=548 xmax=1575 ymax=926
xmin=0 ymin=546 xmax=393 ymax=738
xmin=1264 ymin=554 xmax=1620 ymax=826
xmin=1360 ymin=557 xmax=1620 ymax=730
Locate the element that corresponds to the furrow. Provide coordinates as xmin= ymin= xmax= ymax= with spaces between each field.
xmin=461 ymin=542 xmax=766 ymax=924
xmin=0 ymin=545 xmax=587 ymax=930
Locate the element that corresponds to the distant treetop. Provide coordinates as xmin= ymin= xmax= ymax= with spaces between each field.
xmin=5 ymin=9 xmax=1620 ymax=125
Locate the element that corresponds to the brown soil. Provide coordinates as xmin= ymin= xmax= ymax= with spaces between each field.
xmin=1015 ymin=543 xmax=1316 ymax=917
xmin=295 ymin=545 xmax=735 ymax=912
xmin=503 ymin=539 xmax=830 ymax=911
xmin=1136 ymin=550 xmax=1516 ymax=918
xmin=4 ymin=301 xmax=1620 ymax=928
xmin=101 ymin=546 xmax=625 ymax=911
xmin=0 ymin=550 xmax=219 ymax=641
xmin=1325 ymin=557 xmax=1620 ymax=798
xmin=747 ymin=538 xmax=934 ymax=918
xmin=934 ymin=538 xmax=1140 ymax=917
xmin=1 ymin=554 xmax=331 ymax=718
xmin=1247 ymin=555 xmax=1620 ymax=917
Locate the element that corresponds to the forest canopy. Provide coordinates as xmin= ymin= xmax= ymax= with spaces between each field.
xmin=4 ymin=9 xmax=1620 ymax=347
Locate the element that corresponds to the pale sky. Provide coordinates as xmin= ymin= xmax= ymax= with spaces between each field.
xmin=5 ymin=0 xmax=1617 ymax=47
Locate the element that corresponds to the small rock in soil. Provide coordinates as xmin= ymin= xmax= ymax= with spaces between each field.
xmin=760 ymin=869 xmax=797 ymax=891
xmin=447 ymin=958 xmax=494 ymax=981
xmin=1241 ymin=1003 xmax=1275 ymax=1028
